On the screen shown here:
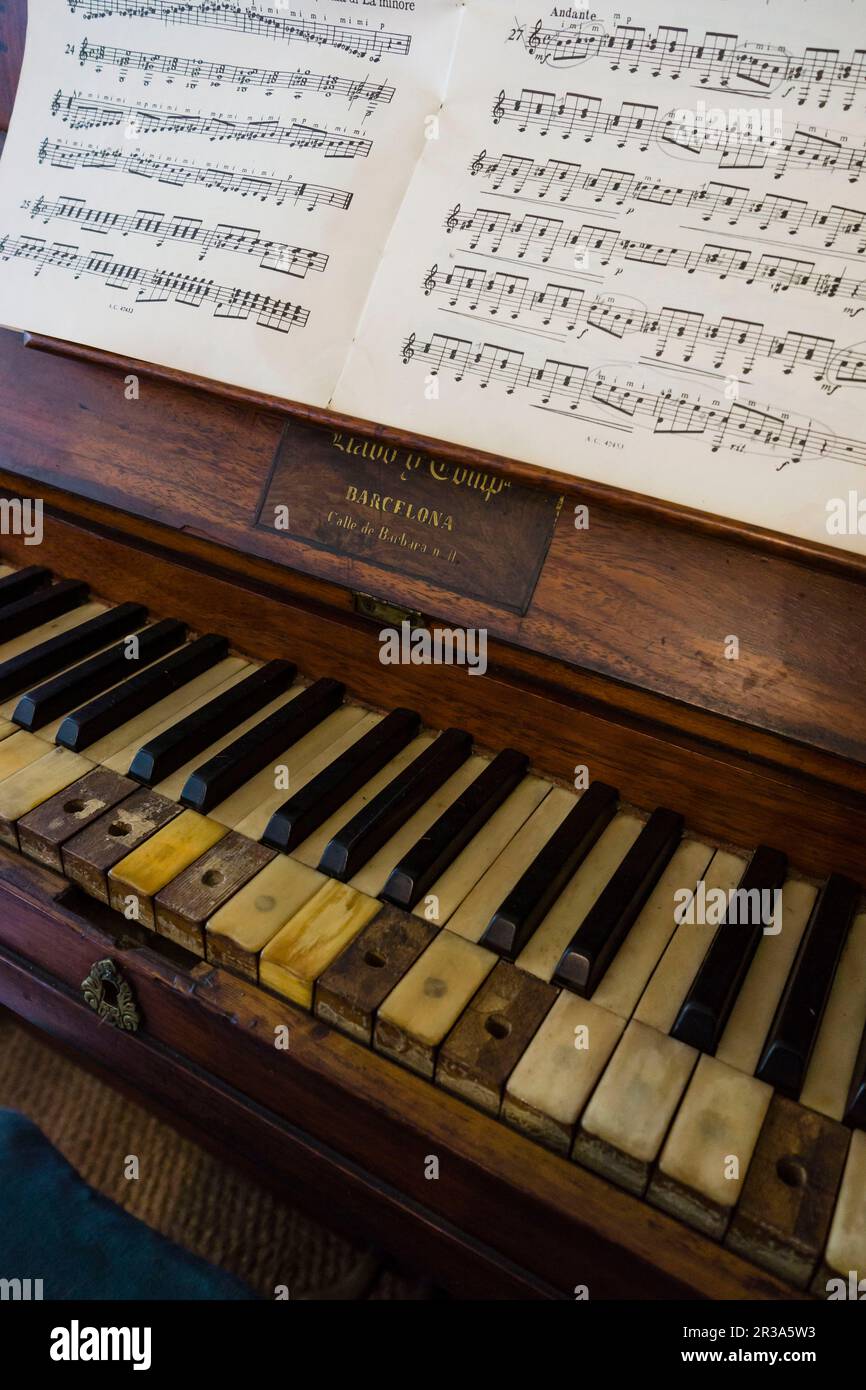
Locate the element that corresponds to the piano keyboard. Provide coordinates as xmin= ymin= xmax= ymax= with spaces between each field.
xmin=1 ymin=563 xmax=864 ymax=1295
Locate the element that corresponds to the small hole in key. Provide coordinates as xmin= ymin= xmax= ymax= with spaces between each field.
xmin=63 ymin=799 xmax=87 ymax=814
xmin=777 ymin=1156 xmax=807 ymax=1188
xmin=201 ymin=869 xmax=222 ymax=887
xmin=108 ymin=822 xmax=131 ymax=838
xmin=364 ymin=950 xmax=386 ymax=969
xmin=485 ymin=1013 xmax=511 ymax=1041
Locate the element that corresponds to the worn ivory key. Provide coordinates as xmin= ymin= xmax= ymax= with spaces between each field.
xmin=107 ymin=809 xmax=228 ymax=929
xmin=62 ymin=787 xmax=182 ymax=902
xmin=649 ymin=1053 xmax=773 ymax=1239
xmin=0 ymin=746 xmax=95 ymax=847
xmin=446 ymin=786 xmax=576 ymax=942
xmin=226 ymin=708 xmax=375 ymax=837
xmin=349 ymin=755 xmax=488 ymax=899
xmin=154 ymin=831 xmax=276 ymax=955
xmin=374 ymin=929 xmax=496 ymax=1078
xmin=502 ymin=991 xmax=626 ymax=1152
xmin=633 ymin=848 xmax=748 ymax=1032
xmin=0 ymin=602 xmax=107 ymax=670
xmin=436 ymin=959 xmax=557 ymax=1112
xmin=591 ymin=838 xmax=714 ymax=1019
xmin=17 ymin=767 xmax=138 ymax=872
xmin=800 ymin=911 xmax=866 ymax=1121
xmin=315 ymin=905 xmax=438 ymax=1044
xmin=573 ymin=1019 xmax=698 ymax=1194
xmin=259 ymin=879 xmax=381 ymax=1009
xmin=206 ymin=855 xmax=327 ymax=979
xmin=0 ymin=730 xmax=55 ymax=784
xmin=293 ymin=733 xmax=435 ymax=868
xmin=516 ymin=813 xmax=643 ymax=982
xmin=727 ymin=1093 xmax=849 ymax=1288
xmin=715 ymin=877 xmax=815 ymax=1076
xmin=813 ymin=1129 xmax=866 ymax=1297
xmin=411 ymin=775 xmax=549 ymax=927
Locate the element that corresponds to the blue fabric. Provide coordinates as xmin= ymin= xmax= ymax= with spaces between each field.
xmin=0 ymin=1108 xmax=257 ymax=1299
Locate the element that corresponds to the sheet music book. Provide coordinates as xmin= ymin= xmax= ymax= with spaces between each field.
xmin=1 ymin=0 xmax=864 ymax=554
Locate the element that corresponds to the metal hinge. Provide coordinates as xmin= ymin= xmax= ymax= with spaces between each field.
xmin=352 ymin=591 xmax=425 ymax=629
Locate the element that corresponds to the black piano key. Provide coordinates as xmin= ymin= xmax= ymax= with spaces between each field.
xmin=844 ymin=1024 xmax=866 ymax=1129
xmin=180 ymin=676 xmax=345 ymax=814
xmin=319 ymin=727 xmax=473 ymax=882
xmin=0 ymin=566 xmax=51 ymax=610
xmin=670 ymin=844 xmax=789 ymax=1054
xmin=128 ymin=659 xmax=297 ymax=785
xmin=12 ymin=618 xmax=186 ymax=731
xmin=756 ymin=873 xmax=860 ymax=1097
xmin=56 ymin=634 xmax=229 ymax=752
xmin=0 ymin=579 xmax=89 ymax=643
xmin=262 ymin=707 xmax=421 ymax=854
xmin=0 ymin=600 xmax=146 ymax=701
xmin=480 ymin=780 xmax=619 ymax=961
xmin=552 ymin=807 xmax=684 ymax=996
xmin=381 ymin=747 xmax=529 ymax=910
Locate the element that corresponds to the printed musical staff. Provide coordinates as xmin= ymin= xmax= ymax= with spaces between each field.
xmin=421 ymin=261 xmax=865 ymax=387
xmin=76 ymin=39 xmax=396 ymax=109
xmin=28 ymin=194 xmax=329 ymax=277
xmin=469 ymin=151 xmax=866 ymax=255
xmin=66 ymin=1 xmax=413 ymax=62
xmin=38 ymin=140 xmax=354 ymax=211
xmin=492 ymin=88 xmax=866 ymax=183
xmin=0 ymin=232 xmax=310 ymax=331
xmin=52 ymin=92 xmax=374 ymax=158
xmin=399 ymin=330 xmax=866 ymax=468
xmin=446 ymin=205 xmax=866 ymax=302
xmin=508 ymin=20 xmax=866 ymax=112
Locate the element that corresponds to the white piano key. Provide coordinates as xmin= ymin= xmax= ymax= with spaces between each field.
xmin=633 ymin=848 xmax=748 ymax=1033
xmin=715 ymin=877 xmax=816 ymax=1076
xmin=446 ymin=786 xmax=577 ymax=943
xmin=800 ymin=911 xmax=866 ymax=1121
xmin=228 ymin=708 xmax=378 ymax=839
xmin=516 ymin=812 xmax=643 ymax=983
xmin=591 ymin=838 xmax=715 ymax=1019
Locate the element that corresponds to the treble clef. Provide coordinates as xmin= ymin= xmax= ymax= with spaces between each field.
xmin=493 ymin=90 xmax=505 ymax=123
xmin=422 ymin=264 xmax=437 ymax=295
xmin=445 ymin=204 xmax=460 ymax=233
xmin=401 ymin=332 xmax=416 ymax=365
xmin=528 ymin=19 xmax=542 ymax=56
xmin=470 ymin=148 xmax=486 ymax=176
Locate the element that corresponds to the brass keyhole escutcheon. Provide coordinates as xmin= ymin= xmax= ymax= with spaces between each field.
xmin=81 ymin=959 xmax=141 ymax=1033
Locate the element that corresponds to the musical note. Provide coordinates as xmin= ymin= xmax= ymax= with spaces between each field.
xmin=398 ymin=330 xmax=866 ymax=468
xmin=38 ymin=141 xmax=354 ymax=212
xmin=28 ymin=194 xmax=329 ymax=277
xmin=77 ymin=39 xmax=396 ymax=109
xmin=0 ymin=232 xmax=310 ymax=331
xmin=66 ymin=0 xmax=413 ymax=63
xmin=52 ymin=92 xmax=374 ymax=158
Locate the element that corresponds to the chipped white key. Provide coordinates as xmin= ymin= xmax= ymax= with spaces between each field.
xmin=649 ymin=1053 xmax=772 ymax=1239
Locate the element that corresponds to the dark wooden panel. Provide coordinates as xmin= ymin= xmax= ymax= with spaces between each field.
xmin=0 ymin=330 xmax=864 ymax=772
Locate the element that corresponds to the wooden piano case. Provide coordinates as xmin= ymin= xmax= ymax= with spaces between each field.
xmin=0 ymin=1 xmax=863 ymax=1302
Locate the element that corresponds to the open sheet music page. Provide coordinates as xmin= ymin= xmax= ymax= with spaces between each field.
xmin=333 ymin=0 xmax=866 ymax=553
xmin=0 ymin=0 xmax=463 ymax=403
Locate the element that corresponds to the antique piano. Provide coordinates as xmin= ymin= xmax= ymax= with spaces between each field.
xmin=0 ymin=4 xmax=865 ymax=1303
